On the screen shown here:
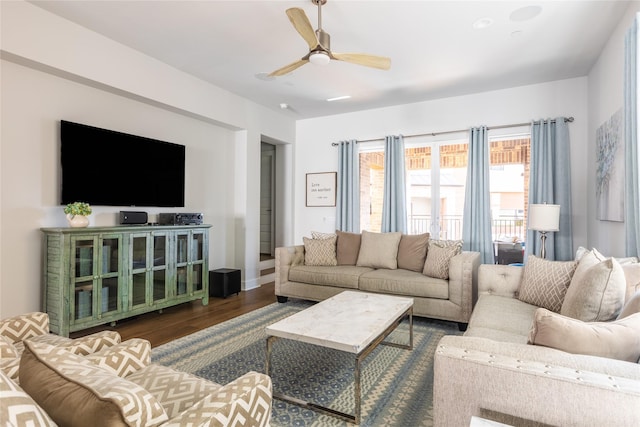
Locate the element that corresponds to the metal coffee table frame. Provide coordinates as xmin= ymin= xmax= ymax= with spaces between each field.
xmin=265 ymin=306 xmax=413 ymax=424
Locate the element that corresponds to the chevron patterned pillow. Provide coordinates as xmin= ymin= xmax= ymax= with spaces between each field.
xmin=20 ymin=340 xmax=168 ymax=427
xmin=0 ymin=369 xmax=56 ymax=427
xmin=303 ymin=236 xmax=337 ymax=266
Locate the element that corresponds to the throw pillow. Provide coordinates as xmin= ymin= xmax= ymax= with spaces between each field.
xmin=20 ymin=341 xmax=168 ymax=427
xmin=422 ymin=240 xmax=462 ymax=280
xmin=311 ymin=231 xmax=336 ymax=240
xmin=86 ymin=338 xmax=151 ymax=377
xmin=528 ymin=308 xmax=640 ymax=363
xmin=356 ymin=231 xmax=402 ymax=269
xmin=303 ymin=236 xmax=337 ymax=266
xmin=622 ymin=263 xmax=640 ymax=302
xmin=618 ymin=292 xmax=640 ymax=319
xmin=561 ymin=254 xmax=626 ymax=322
xmin=0 ymin=369 xmax=56 ymax=427
xmin=397 ymin=233 xmax=429 ymax=272
xmin=518 ymin=255 xmax=577 ymax=312
xmin=336 ymin=230 xmax=362 ymax=266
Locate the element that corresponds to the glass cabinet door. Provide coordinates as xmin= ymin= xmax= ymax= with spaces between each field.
xmin=190 ymin=231 xmax=206 ymax=294
xmin=130 ymin=235 xmax=149 ymax=308
xmin=99 ymin=236 xmax=121 ymax=315
xmin=152 ymin=233 xmax=169 ymax=302
xmin=175 ymin=233 xmax=189 ymax=296
xmin=72 ymin=237 xmax=95 ymax=321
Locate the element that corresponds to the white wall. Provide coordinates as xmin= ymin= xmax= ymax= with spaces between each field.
xmin=294 ymin=78 xmax=589 ymax=252
xmin=0 ymin=1 xmax=296 ymax=317
xmin=587 ymin=2 xmax=640 ymax=257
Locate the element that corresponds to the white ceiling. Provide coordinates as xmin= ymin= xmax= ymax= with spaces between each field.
xmin=30 ymin=0 xmax=631 ymax=119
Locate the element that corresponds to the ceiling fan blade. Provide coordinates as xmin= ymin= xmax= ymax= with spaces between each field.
xmin=331 ymin=52 xmax=391 ymax=70
xmin=286 ymin=8 xmax=319 ymax=50
xmin=268 ymin=59 xmax=309 ymax=77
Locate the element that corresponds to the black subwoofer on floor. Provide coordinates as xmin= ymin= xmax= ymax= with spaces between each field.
xmin=209 ymin=268 xmax=241 ymax=298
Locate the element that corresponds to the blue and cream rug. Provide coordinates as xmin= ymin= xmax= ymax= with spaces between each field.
xmin=152 ymin=299 xmax=461 ymax=426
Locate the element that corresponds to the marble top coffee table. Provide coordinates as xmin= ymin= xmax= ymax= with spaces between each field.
xmin=265 ymin=291 xmax=414 ymax=424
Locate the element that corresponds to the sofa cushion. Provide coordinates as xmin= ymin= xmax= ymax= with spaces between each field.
xmin=397 ymin=233 xmax=429 ymax=272
xmin=359 ymin=268 xmax=448 ymax=299
xmin=619 ymin=292 xmax=640 ymax=319
xmin=528 ymin=308 xmax=640 ymax=363
xmin=465 ymin=295 xmax=540 ymax=344
xmin=561 ymin=251 xmax=626 ymax=322
xmin=336 ymin=230 xmax=361 ymax=266
xmin=126 ymin=363 xmax=222 ymax=419
xmin=356 ymin=231 xmax=402 ymax=269
xmin=518 ymin=255 xmax=577 ymax=312
xmin=423 ymin=240 xmax=462 ymax=280
xmin=20 ymin=340 xmax=168 ymax=427
xmin=289 ymin=265 xmax=373 ymax=289
xmin=0 ymin=369 xmax=56 ymax=427
xmin=303 ymin=236 xmax=337 ymax=266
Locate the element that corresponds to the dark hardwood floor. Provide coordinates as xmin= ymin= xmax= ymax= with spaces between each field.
xmin=71 ymin=282 xmax=276 ymax=348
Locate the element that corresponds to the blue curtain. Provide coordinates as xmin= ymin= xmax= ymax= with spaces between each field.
xmin=625 ymin=16 xmax=640 ymax=257
xmin=525 ymin=118 xmax=573 ymax=261
xmin=336 ymin=140 xmax=360 ymax=232
xmin=462 ymin=126 xmax=494 ymax=264
xmin=381 ymin=135 xmax=407 ymax=233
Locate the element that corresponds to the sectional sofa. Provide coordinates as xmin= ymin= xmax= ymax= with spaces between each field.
xmin=275 ymin=230 xmax=481 ymax=329
xmin=434 ymin=250 xmax=640 ymax=426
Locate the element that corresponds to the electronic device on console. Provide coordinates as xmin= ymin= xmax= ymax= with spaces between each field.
xmin=119 ymin=211 xmax=148 ymax=225
xmin=158 ymin=213 xmax=203 ymax=225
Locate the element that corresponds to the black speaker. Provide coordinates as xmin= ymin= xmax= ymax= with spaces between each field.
xmin=119 ymin=211 xmax=148 ymax=225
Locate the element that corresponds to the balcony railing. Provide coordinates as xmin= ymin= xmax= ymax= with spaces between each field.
xmin=408 ymin=215 xmax=525 ymax=241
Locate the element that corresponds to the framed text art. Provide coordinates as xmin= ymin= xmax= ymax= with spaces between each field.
xmin=306 ymin=172 xmax=337 ymax=207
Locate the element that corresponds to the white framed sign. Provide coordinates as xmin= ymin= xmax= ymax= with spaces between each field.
xmin=306 ymin=172 xmax=337 ymax=207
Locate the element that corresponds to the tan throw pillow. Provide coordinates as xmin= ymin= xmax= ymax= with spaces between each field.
xmin=561 ymin=255 xmax=626 ymax=321
xmin=622 ymin=263 xmax=640 ymax=302
xmin=618 ymin=292 xmax=640 ymax=319
xmin=19 ymin=341 xmax=168 ymax=427
xmin=422 ymin=240 xmax=462 ymax=280
xmin=397 ymin=233 xmax=429 ymax=272
xmin=528 ymin=308 xmax=640 ymax=363
xmin=518 ymin=255 xmax=577 ymax=312
xmin=336 ymin=230 xmax=361 ymax=266
xmin=356 ymin=231 xmax=402 ymax=269
xmin=311 ymin=231 xmax=336 ymax=240
xmin=303 ymin=236 xmax=337 ymax=266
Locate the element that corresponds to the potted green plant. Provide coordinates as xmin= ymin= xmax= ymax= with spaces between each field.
xmin=64 ymin=202 xmax=92 ymax=227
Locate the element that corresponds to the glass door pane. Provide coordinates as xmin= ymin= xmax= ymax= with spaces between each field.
xmin=131 ymin=273 xmax=146 ymax=306
xmin=438 ymin=143 xmax=468 ymax=240
xmin=152 ymin=234 xmax=167 ymax=302
xmin=192 ymin=264 xmax=203 ymax=293
xmin=74 ymin=281 xmax=93 ymax=320
xmin=359 ymin=150 xmax=385 ymax=232
xmin=74 ymin=239 xmax=94 ymax=278
xmin=101 ymin=277 xmax=118 ymax=313
xmin=176 ymin=235 xmax=188 ymax=264
xmin=176 ymin=266 xmax=187 ymax=296
xmin=132 ymin=236 xmax=147 ymax=270
xmin=406 ymin=146 xmax=433 ymax=235
xmin=101 ymin=238 xmax=119 ymax=274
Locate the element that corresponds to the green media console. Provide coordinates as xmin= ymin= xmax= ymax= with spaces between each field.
xmin=41 ymin=224 xmax=211 ymax=337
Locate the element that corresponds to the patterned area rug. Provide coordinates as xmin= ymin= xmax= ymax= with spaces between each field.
xmin=152 ymin=299 xmax=461 ymax=426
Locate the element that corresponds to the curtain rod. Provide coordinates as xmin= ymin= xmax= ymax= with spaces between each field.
xmin=331 ymin=116 xmax=574 ymax=146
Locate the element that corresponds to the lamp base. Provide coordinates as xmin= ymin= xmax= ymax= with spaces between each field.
xmin=539 ymin=232 xmax=548 ymax=259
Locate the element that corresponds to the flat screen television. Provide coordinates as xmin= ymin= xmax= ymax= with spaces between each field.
xmin=60 ymin=120 xmax=185 ymax=207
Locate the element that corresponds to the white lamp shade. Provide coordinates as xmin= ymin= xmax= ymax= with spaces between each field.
xmin=528 ymin=204 xmax=560 ymax=231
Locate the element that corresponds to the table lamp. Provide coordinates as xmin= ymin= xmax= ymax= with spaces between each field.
xmin=528 ymin=203 xmax=560 ymax=259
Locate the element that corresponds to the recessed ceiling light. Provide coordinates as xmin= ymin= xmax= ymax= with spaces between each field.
xmin=511 ymin=30 xmax=523 ymax=38
xmin=472 ymin=17 xmax=494 ymax=30
xmin=279 ymin=103 xmax=289 ymax=109
xmin=510 ymin=5 xmax=542 ymax=22
xmin=327 ymin=95 xmax=351 ymax=102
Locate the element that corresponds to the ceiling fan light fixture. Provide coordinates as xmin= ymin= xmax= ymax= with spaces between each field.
xmin=309 ymin=51 xmax=331 ymax=65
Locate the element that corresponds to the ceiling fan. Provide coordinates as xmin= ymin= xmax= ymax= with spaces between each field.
xmin=268 ymin=0 xmax=391 ymax=77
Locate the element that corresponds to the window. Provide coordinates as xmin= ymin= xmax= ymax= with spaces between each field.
xmin=358 ymin=133 xmax=531 ymax=242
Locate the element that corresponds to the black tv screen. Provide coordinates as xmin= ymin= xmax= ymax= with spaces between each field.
xmin=60 ymin=120 xmax=185 ymax=207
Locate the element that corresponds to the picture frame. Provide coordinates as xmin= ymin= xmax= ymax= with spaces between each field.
xmin=306 ymin=172 xmax=337 ymax=207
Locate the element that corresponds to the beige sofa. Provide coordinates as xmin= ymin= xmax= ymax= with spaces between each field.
xmin=434 ymin=255 xmax=640 ymax=427
xmin=275 ymin=231 xmax=481 ymax=329
xmin=0 ymin=312 xmax=272 ymax=427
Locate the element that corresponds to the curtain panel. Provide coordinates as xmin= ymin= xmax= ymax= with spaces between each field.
xmin=381 ymin=135 xmax=407 ymax=233
xmin=525 ymin=118 xmax=573 ymax=261
xmin=462 ymin=126 xmax=494 ymax=264
xmin=336 ymin=140 xmax=360 ymax=232
xmin=625 ymin=15 xmax=640 ymax=257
